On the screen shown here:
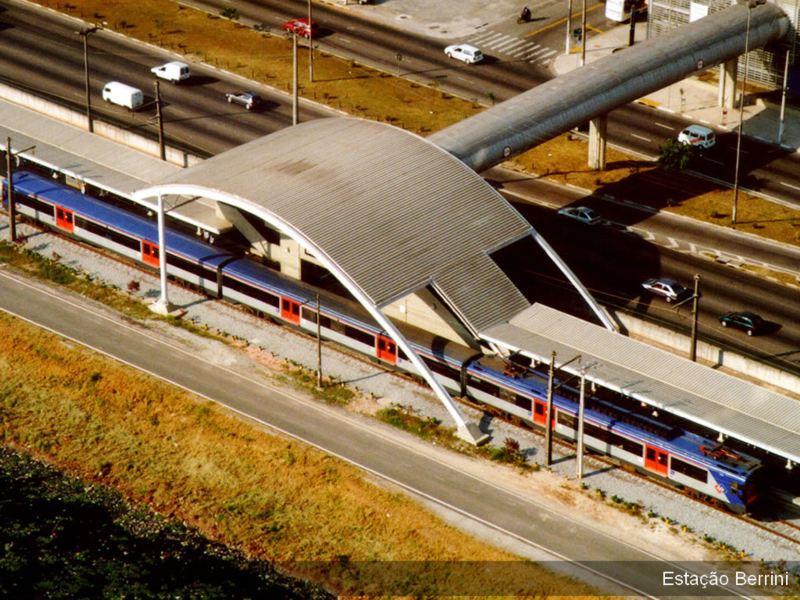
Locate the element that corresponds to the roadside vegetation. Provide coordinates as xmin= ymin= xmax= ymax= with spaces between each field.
xmin=0 ymin=311 xmax=597 ymax=596
xmin=0 ymin=446 xmax=328 ymax=599
xmin=33 ymin=1 xmax=800 ymax=250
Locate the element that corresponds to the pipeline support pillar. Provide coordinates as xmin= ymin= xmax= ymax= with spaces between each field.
xmin=588 ymin=114 xmax=607 ymax=171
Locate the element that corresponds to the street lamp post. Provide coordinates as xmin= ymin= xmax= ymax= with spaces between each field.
xmin=732 ymin=0 xmax=764 ymax=225
xmin=565 ymin=0 xmax=573 ymax=56
xmin=77 ymin=26 xmax=100 ymax=134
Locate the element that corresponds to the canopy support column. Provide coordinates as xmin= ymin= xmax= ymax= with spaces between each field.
xmin=150 ymin=193 xmax=173 ymax=315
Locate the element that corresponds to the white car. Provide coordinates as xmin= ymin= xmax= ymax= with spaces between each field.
xmin=444 ymin=44 xmax=484 ymax=64
xmin=677 ymin=124 xmax=716 ymax=149
xmin=557 ymin=206 xmax=601 ymax=225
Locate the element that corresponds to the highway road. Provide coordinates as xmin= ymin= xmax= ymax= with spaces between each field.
xmin=6 ymin=0 xmax=800 ymax=208
xmin=0 ymin=266 xmax=749 ymax=599
xmin=0 ymin=1 xmax=333 ymax=155
xmin=202 ymin=0 xmax=800 ymax=206
xmin=0 ymin=2 xmax=797 ymax=372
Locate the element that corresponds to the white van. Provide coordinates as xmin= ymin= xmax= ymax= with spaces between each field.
xmin=151 ymin=61 xmax=190 ymax=83
xmin=101 ymin=81 xmax=144 ymax=110
xmin=443 ymin=43 xmax=484 ymax=64
xmin=677 ymin=124 xmax=716 ymax=149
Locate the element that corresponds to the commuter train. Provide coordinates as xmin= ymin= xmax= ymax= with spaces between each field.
xmin=4 ymin=170 xmax=765 ymax=512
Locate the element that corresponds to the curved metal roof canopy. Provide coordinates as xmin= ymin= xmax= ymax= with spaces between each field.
xmin=137 ymin=118 xmax=532 ymax=334
xmin=430 ymin=2 xmax=790 ymax=173
xmin=135 ymin=117 xmax=545 ymax=444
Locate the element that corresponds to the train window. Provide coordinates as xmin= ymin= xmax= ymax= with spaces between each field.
xmin=514 ymin=395 xmax=532 ymax=411
xmin=167 ymin=253 xmax=212 ymax=279
xmin=498 ymin=388 xmax=515 ymax=403
xmin=467 ymin=375 xmax=499 ymax=397
xmin=16 ymin=193 xmax=53 ymax=215
xmin=610 ymin=433 xmax=643 ymax=456
xmin=75 ymin=216 xmax=141 ymax=252
xmin=557 ymin=411 xmax=578 ymax=429
xmin=584 ymin=422 xmax=610 ymax=443
xmin=422 ymin=356 xmax=459 ymax=380
xmin=534 ymin=402 xmax=545 ymax=416
xmin=344 ymin=325 xmax=375 ymax=347
xmin=302 ymin=309 xmax=333 ymax=328
xmin=222 ymin=276 xmax=279 ymax=307
xmin=670 ymin=457 xmax=708 ymax=483
xmin=398 ymin=347 xmax=408 ymax=361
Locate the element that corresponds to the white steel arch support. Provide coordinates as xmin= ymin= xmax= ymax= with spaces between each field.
xmin=529 ymin=229 xmax=617 ymax=332
xmin=133 ymin=185 xmax=489 ymax=445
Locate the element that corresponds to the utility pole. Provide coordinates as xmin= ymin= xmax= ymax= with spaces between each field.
xmin=576 ymin=366 xmax=586 ymax=480
xmin=778 ymin=48 xmax=790 ymax=144
xmin=154 ymin=80 xmax=165 ymax=161
xmin=292 ymin=33 xmax=299 ymax=126
xmin=565 ymin=0 xmax=573 ymax=56
xmin=580 ymin=0 xmax=587 ymax=66
xmin=78 ymin=26 xmax=99 ymax=133
xmin=690 ymin=274 xmax=701 ymax=362
xmin=5 ymin=137 xmax=15 ymax=243
xmin=316 ymin=293 xmax=323 ymax=388
xmin=628 ymin=7 xmax=636 ymax=47
xmin=732 ymin=0 xmax=764 ymax=224
xmin=544 ymin=350 xmax=556 ymax=467
xmin=308 ymin=0 xmax=314 ymax=83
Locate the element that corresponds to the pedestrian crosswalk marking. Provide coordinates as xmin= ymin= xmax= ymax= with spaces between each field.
xmin=467 ymin=30 xmax=557 ymax=64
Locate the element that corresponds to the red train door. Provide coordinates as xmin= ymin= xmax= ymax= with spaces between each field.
xmin=281 ymin=297 xmax=300 ymax=324
xmin=55 ymin=206 xmax=74 ymax=232
xmin=376 ymin=335 xmax=397 ymax=364
xmin=141 ymin=241 xmax=160 ymax=267
xmin=533 ymin=400 xmax=555 ymax=428
xmin=645 ymin=445 xmax=668 ymax=476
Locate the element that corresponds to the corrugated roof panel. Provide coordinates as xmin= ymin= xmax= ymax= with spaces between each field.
xmin=481 ymin=304 xmax=800 ymax=463
xmin=151 ymin=118 xmax=533 ymax=333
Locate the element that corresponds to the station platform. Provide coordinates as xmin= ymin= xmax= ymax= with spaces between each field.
xmin=0 ymin=99 xmax=230 ymax=234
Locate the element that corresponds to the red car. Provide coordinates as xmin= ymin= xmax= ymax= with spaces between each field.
xmin=281 ymin=18 xmax=318 ymax=38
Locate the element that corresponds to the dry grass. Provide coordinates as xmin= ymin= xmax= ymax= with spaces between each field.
xmin=0 ymin=311 xmax=599 ymax=596
xmin=40 ymin=0 xmax=480 ymax=134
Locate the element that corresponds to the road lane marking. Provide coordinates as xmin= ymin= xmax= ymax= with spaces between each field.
xmin=654 ymin=122 xmax=673 ymax=130
xmin=631 ymin=133 xmax=651 ymax=141
xmin=703 ymin=158 xmax=725 ymax=165
xmin=780 ymin=181 xmax=800 ymax=191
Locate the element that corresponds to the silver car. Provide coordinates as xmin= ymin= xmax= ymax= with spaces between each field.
xmin=225 ymin=91 xmax=262 ymax=110
xmin=641 ymin=278 xmax=690 ymax=303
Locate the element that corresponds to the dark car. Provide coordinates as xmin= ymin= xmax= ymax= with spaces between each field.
xmin=718 ymin=311 xmax=766 ymax=336
xmin=225 ymin=91 xmax=262 ymax=110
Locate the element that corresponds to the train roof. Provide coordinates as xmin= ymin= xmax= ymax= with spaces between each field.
xmin=13 ymin=172 xmax=232 ymax=269
xmin=473 ymin=356 xmax=760 ymax=476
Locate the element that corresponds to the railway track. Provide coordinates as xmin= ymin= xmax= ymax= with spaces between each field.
xmin=11 ymin=215 xmax=800 ymax=553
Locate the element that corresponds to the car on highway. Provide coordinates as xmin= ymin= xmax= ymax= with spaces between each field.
xmin=282 ymin=17 xmax=318 ymax=38
xmin=677 ymin=124 xmax=716 ymax=149
xmin=150 ymin=61 xmax=190 ymax=84
xmin=557 ymin=206 xmax=602 ymax=225
xmin=225 ymin=91 xmax=263 ymax=110
xmin=641 ymin=277 xmax=691 ymax=303
xmin=443 ymin=44 xmax=484 ymax=64
xmin=718 ymin=311 xmax=766 ymax=336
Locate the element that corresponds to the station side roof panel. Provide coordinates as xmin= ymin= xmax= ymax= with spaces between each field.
xmin=481 ymin=304 xmax=800 ymax=464
xmin=150 ymin=117 xmax=533 ymax=332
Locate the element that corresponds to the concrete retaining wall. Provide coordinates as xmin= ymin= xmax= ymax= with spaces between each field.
xmin=0 ymin=83 xmax=202 ymax=168
xmin=617 ymin=311 xmax=800 ymax=396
